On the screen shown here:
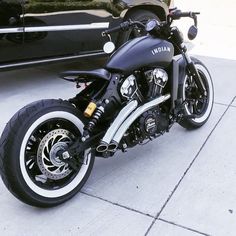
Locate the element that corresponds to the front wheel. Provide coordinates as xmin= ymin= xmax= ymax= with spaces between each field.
xmin=0 ymin=99 xmax=94 ymax=207
xmin=179 ymin=58 xmax=214 ymax=129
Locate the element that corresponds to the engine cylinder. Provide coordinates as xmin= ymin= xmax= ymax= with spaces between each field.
xmin=145 ymin=68 xmax=168 ymax=98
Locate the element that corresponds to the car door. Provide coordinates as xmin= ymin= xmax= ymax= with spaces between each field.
xmin=0 ymin=0 xmax=24 ymax=64
xmin=20 ymin=0 xmax=116 ymax=62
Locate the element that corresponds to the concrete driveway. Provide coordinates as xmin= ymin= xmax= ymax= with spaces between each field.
xmin=0 ymin=1 xmax=236 ymax=236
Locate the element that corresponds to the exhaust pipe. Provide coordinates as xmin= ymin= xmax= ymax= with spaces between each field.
xmin=98 ymin=94 xmax=170 ymax=152
xmin=101 ymin=100 xmax=138 ymax=144
xmin=96 ymin=142 xmax=108 ymax=152
xmin=107 ymin=141 xmax=118 ymax=152
xmin=112 ymin=94 xmax=171 ymax=145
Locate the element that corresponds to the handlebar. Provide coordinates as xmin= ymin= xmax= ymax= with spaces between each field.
xmin=102 ymin=20 xmax=145 ymax=36
xmin=102 ymin=9 xmax=200 ymax=41
xmin=169 ymin=9 xmax=200 ymax=26
xmin=169 ymin=9 xmax=200 ymax=28
xmin=169 ymin=9 xmax=200 ymax=19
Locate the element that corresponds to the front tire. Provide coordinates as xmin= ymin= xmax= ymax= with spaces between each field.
xmin=0 ymin=99 xmax=94 ymax=207
xmin=179 ymin=58 xmax=214 ymax=129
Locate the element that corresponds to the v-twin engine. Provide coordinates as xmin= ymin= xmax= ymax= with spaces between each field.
xmin=119 ymin=68 xmax=168 ymax=102
xmin=97 ymin=68 xmax=170 ymax=154
xmin=144 ymin=68 xmax=168 ymax=99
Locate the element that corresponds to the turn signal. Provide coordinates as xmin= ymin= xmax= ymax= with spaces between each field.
xmin=84 ymin=102 xmax=97 ymax=118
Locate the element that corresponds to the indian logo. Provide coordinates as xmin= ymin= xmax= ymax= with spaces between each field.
xmin=151 ymin=46 xmax=171 ymax=56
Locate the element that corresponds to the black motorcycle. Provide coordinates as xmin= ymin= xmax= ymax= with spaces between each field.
xmin=0 ymin=9 xmax=214 ymax=207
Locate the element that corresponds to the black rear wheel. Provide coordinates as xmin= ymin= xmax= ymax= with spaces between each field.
xmin=0 ymin=99 xmax=94 ymax=207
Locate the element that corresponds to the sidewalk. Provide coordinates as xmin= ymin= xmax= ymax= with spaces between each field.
xmin=0 ymin=1 xmax=236 ymax=236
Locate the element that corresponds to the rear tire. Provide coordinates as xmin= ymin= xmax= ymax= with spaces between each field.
xmin=0 ymin=99 xmax=94 ymax=207
xmin=117 ymin=10 xmax=160 ymax=47
xmin=179 ymin=58 xmax=214 ymax=129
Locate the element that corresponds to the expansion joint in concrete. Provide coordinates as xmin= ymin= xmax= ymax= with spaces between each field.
xmin=144 ymin=97 xmax=235 ymax=235
xmin=157 ymin=218 xmax=212 ymax=236
xmin=80 ymin=191 xmax=155 ymax=219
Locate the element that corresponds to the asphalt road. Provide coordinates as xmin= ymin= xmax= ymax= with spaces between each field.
xmin=0 ymin=1 xmax=236 ymax=235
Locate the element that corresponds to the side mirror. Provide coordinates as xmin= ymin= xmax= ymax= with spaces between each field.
xmin=103 ymin=41 xmax=115 ymax=54
xmin=188 ymin=25 xmax=198 ymax=40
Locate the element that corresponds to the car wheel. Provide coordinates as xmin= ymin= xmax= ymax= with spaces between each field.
xmin=117 ymin=9 xmax=160 ymax=47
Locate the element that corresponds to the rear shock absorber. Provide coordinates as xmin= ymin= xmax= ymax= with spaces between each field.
xmin=83 ymin=106 xmax=105 ymax=137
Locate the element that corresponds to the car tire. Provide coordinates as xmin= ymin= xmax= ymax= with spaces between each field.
xmin=117 ymin=9 xmax=160 ymax=47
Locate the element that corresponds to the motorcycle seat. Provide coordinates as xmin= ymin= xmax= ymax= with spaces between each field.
xmin=60 ymin=68 xmax=111 ymax=82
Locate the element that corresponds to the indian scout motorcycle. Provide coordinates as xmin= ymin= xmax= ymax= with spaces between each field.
xmin=0 ymin=9 xmax=214 ymax=207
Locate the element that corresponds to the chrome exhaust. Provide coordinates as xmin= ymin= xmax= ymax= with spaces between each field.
xmin=98 ymin=94 xmax=170 ymax=153
xmin=107 ymin=141 xmax=118 ymax=152
xmin=112 ymin=94 xmax=171 ymax=145
xmin=101 ymin=100 xmax=138 ymax=145
xmin=96 ymin=142 xmax=108 ymax=152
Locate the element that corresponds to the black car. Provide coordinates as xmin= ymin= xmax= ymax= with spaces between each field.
xmin=0 ymin=0 xmax=172 ymax=71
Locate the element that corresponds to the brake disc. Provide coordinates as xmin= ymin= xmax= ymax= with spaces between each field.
xmin=37 ymin=129 xmax=75 ymax=180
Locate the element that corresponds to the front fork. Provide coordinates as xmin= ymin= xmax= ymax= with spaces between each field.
xmin=181 ymin=43 xmax=207 ymax=96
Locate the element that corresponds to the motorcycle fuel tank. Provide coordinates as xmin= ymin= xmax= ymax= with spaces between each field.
xmin=106 ymin=36 xmax=174 ymax=75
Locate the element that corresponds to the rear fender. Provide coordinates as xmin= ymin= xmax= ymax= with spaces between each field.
xmin=60 ymin=69 xmax=111 ymax=83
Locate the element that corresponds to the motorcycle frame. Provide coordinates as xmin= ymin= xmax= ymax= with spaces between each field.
xmin=60 ymin=56 xmax=191 ymax=166
xmin=59 ymin=15 xmax=206 ymax=166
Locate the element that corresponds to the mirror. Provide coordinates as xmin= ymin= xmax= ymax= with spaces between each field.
xmin=188 ymin=25 xmax=198 ymax=40
xmin=103 ymin=41 xmax=115 ymax=54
